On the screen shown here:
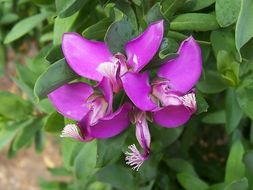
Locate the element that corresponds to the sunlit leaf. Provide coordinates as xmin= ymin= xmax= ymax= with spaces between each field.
xmin=4 ymin=13 xmax=47 ymax=44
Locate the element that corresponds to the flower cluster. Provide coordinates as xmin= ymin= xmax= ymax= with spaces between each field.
xmin=48 ymin=20 xmax=202 ymax=171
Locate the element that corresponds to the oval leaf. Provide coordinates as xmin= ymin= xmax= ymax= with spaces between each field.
xmin=225 ymin=140 xmax=245 ymax=183
xmin=170 ymin=13 xmax=219 ymax=31
xmin=34 ymin=59 xmax=79 ymax=100
xmin=4 ymin=13 xmax=47 ymax=44
xmin=177 ymin=173 xmax=209 ymax=190
xmin=235 ymin=0 xmax=253 ymax=60
xmin=215 ymin=0 xmax=241 ymax=27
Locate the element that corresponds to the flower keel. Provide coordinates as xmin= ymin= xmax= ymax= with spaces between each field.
xmin=125 ymin=109 xmax=151 ymax=171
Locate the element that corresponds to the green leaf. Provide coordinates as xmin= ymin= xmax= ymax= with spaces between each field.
xmin=48 ymin=167 xmax=71 ymax=176
xmin=0 ymin=119 xmax=34 ymax=151
xmin=182 ymin=0 xmax=215 ymax=11
xmin=170 ymin=13 xmax=219 ymax=31
xmin=236 ymin=78 xmax=253 ymax=119
xmin=210 ymin=30 xmax=237 ymax=57
xmin=26 ymin=45 xmax=51 ymax=75
xmin=44 ymin=111 xmax=64 ymax=134
xmin=12 ymin=77 xmax=35 ymax=102
xmin=115 ymin=1 xmax=138 ymax=29
xmin=37 ymin=99 xmax=55 ymax=114
xmin=45 ymin=45 xmax=64 ymax=63
xmin=240 ymin=38 xmax=253 ymax=60
xmin=0 ymin=45 xmax=4 ymax=77
xmin=82 ymin=18 xmax=112 ymax=40
xmin=53 ymin=13 xmax=79 ymax=45
xmin=34 ymin=59 xmax=79 ymax=100
xmin=144 ymin=3 xmax=165 ymax=24
xmin=177 ymin=173 xmax=209 ymax=190
xmin=207 ymin=183 xmax=227 ymax=190
xmin=161 ymin=0 xmax=186 ymax=19
xmin=38 ymin=178 xmax=69 ymax=190
xmin=202 ymin=110 xmax=226 ymax=124
xmin=138 ymin=154 xmax=162 ymax=182
xmin=4 ymin=13 xmax=47 ymax=44
xmin=235 ymin=0 xmax=253 ymax=60
xmin=166 ymin=158 xmax=198 ymax=176
xmin=61 ymin=138 xmax=83 ymax=170
xmin=13 ymin=118 xmax=43 ymax=150
xmin=243 ymin=151 xmax=253 ymax=176
xmin=31 ymin=0 xmax=53 ymax=5
xmin=132 ymin=0 xmax=142 ymax=6
xmin=0 ymin=13 xmax=18 ymax=25
xmin=250 ymin=121 xmax=253 ymax=144
xmin=224 ymin=178 xmax=248 ymax=190
xmin=7 ymin=141 xmax=17 ymax=159
xmin=215 ymin=0 xmax=241 ymax=27
xmin=225 ymin=89 xmax=243 ymax=134
xmin=0 ymin=91 xmax=33 ymax=120
xmin=40 ymin=32 xmax=53 ymax=43
xmin=16 ymin=63 xmax=38 ymax=88
xmin=97 ymin=165 xmax=135 ymax=190
xmin=197 ymin=70 xmax=227 ymax=94
xmin=151 ymin=123 xmax=184 ymax=151
xmin=105 ymin=18 xmax=137 ymax=54
xmin=96 ymin=132 xmax=128 ymax=167
xmin=34 ymin=128 xmax=45 ymax=153
xmin=225 ymin=140 xmax=245 ymax=183
xmin=74 ymin=141 xmax=97 ymax=186
xmin=195 ymin=91 xmax=209 ymax=114
xmin=217 ymin=50 xmax=240 ymax=86
xmin=56 ymin=0 xmax=90 ymax=18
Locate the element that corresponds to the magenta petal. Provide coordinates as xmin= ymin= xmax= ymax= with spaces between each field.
xmin=125 ymin=20 xmax=164 ymax=72
xmin=121 ymin=72 xmax=157 ymax=111
xmin=153 ymin=105 xmax=191 ymax=128
xmin=96 ymin=77 xmax=113 ymax=114
xmin=48 ymin=82 xmax=93 ymax=121
xmin=158 ymin=36 xmax=202 ymax=93
xmin=89 ymin=103 xmax=132 ymax=138
xmin=62 ymin=32 xmax=113 ymax=81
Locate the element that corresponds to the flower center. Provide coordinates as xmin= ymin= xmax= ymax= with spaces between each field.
xmin=152 ymin=78 xmax=182 ymax=107
xmin=151 ymin=78 xmax=197 ymax=111
xmin=85 ymin=93 xmax=109 ymax=125
xmin=97 ymin=53 xmax=129 ymax=93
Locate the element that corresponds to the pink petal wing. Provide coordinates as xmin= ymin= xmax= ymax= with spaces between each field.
xmin=125 ymin=20 xmax=164 ymax=72
xmin=153 ymin=105 xmax=192 ymax=128
xmin=158 ymin=36 xmax=202 ymax=93
xmin=90 ymin=103 xmax=132 ymax=138
xmin=62 ymin=32 xmax=113 ymax=81
xmin=121 ymin=72 xmax=158 ymax=111
xmin=48 ymin=82 xmax=93 ymax=120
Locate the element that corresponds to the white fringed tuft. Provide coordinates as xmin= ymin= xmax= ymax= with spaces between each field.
xmin=125 ymin=144 xmax=146 ymax=171
xmin=60 ymin=124 xmax=83 ymax=141
xmin=182 ymin=93 xmax=196 ymax=111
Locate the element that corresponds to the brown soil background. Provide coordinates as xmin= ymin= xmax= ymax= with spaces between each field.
xmin=0 ymin=43 xmax=62 ymax=190
xmin=0 ymin=141 xmax=62 ymax=190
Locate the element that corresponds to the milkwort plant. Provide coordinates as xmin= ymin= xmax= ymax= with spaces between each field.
xmin=48 ymin=21 xmax=201 ymax=171
xmin=1 ymin=0 xmax=253 ymax=190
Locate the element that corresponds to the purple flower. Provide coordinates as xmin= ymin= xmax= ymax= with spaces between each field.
xmin=48 ymin=19 xmax=202 ymax=171
xmin=122 ymin=36 xmax=202 ymax=169
xmin=61 ymin=20 xmax=164 ymax=92
xmin=48 ymin=77 xmax=132 ymax=141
